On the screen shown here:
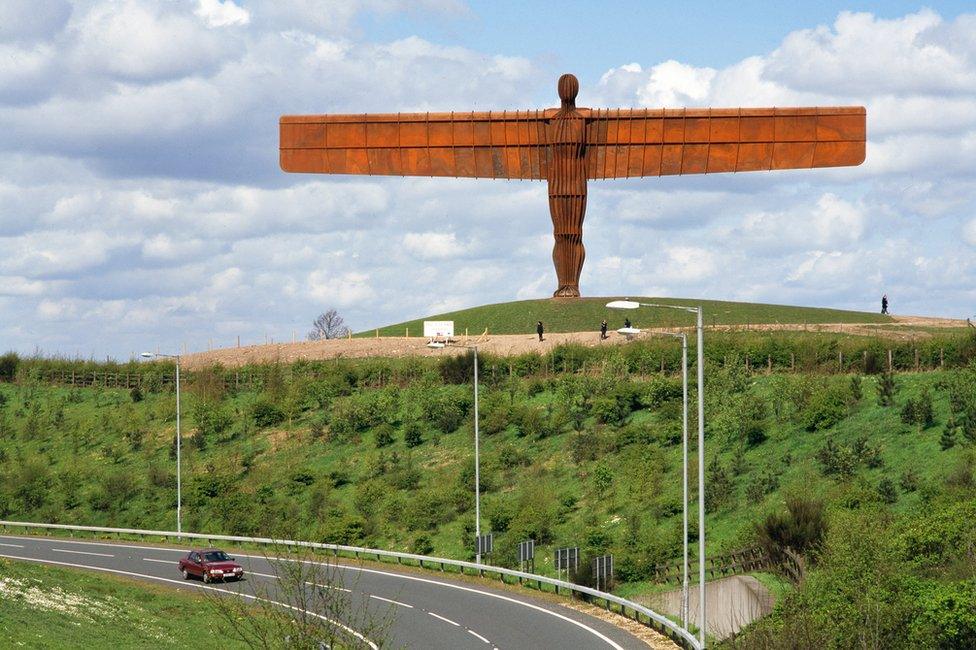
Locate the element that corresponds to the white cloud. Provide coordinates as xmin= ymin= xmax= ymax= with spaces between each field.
xmin=402 ymin=232 xmax=468 ymax=260
xmin=964 ymin=219 xmax=976 ymax=247
xmin=3 ymin=6 xmax=976 ymax=356
xmin=195 ymin=0 xmax=250 ymax=28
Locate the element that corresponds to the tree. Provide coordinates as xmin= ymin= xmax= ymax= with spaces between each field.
xmin=308 ymin=309 xmax=350 ymax=341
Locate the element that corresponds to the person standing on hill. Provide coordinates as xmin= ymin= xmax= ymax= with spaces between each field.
xmin=881 ymin=293 xmax=889 ymax=315
xmin=624 ymin=317 xmax=632 ymax=329
xmin=537 ymin=321 xmax=544 ymax=342
xmin=600 ymin=319 xmax=608 ymax=339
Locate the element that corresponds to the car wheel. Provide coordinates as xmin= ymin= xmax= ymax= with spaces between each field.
xmin=181 ymin=568 xmax=189 ymax=580
xmin=203 ymin=571 xmax=210 ymax=584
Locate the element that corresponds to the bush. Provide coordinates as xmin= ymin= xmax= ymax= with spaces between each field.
xmin=704 ymin=456 xmax=732 ymax=512
xmin=746 ymin=470 xmax=780 ymax=502
xmin=755 ymin=495 xmax=826 ymax=563
xmin=411 ymin=534 xmax=434 ymax=556
xmin=403 ymin=421 xmax=423 ymax=448
xmin=800 ymin=385 xmax=848 ymax=431
xmin=877 ymin=476 xmax=898 ymax=504
xmin=877 ymin=372 xmax=898 ymax=406
xmin=192 ymin=400 xmax=233 ymax=438
xmin=251 ymin=400 xmax=285 ymax=428
xmin=129 ymin=386 xmax=143 ymax=403
xmin=374 ymin=423 xmax=395 ymax=448
xmin=901 ymin=390 xmax=935 ymax=430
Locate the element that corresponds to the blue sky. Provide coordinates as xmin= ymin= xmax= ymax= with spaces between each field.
xmin=363 ymin=1 xmax=976 ymax=80
xmin=1 ymin=1 xmax=975 ymax=358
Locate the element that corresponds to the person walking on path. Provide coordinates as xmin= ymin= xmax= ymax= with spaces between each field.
xmin=600 ymin=319 xmax=608 ymax=339
xmin=881 ymin=293 xmax=889 ymax=315
xmin=537 ymin=321 xmax=544 ymax=342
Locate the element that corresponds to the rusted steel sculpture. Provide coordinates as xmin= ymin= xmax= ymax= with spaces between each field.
xmin=280 ymin=74 xmax=865 ymax=297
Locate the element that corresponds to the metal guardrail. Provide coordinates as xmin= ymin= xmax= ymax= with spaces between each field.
xmin=0 ymin=519 xmax=702 ymax=649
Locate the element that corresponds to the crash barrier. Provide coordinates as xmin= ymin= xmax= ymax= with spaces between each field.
xmin=0 ymin=520 xmax=702 ymax=649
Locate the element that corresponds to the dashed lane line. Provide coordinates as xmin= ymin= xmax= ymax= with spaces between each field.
xmin=467 ymin=629 xmax=491 ymax=644
xmin=369 ymin=594 xmax=413 ymax=608
xmin=428 ymin=611 xmax=461 ymax=627
xmin=0 ymin=542 xmax=24 ymax=548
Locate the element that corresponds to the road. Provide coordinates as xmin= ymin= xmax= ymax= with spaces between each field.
xmin=0 ymin=534 xmax=654 ymax=650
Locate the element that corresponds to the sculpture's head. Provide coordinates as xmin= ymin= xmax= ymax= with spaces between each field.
xmin=557 ymin=73 xmax=578 ymax=108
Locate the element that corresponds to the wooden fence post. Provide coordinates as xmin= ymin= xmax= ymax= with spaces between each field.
xmin=838 ymin=351 xmax=843 ymax=373
xmin=790 ymin=353 xmax=795 ymax=372
xmin=940 ymin=348 xmax=944 ymax=368
xmin=863 ymin=350 xmax=868 ymax=372
xmin=767 ymin=355 xmax=772 ymax=373
xmin=888 ymin=349 xmax=893 ymax=372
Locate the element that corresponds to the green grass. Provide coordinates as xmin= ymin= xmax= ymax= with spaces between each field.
xmin=1 ymin=361 xmax=972 ymax=593
xmin=358 ymin=296 xmax=892 ymax=336
xmin=0 ymin=558 xmax=248 ymax=648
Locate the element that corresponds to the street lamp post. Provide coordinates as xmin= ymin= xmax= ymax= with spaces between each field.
xmin=141 ymin=351 xmax=182 ymax=534
xmin=607 ymin=300 xmax=706 ymax=646
xmin=438 ymin=343 xmax=482 ymax=564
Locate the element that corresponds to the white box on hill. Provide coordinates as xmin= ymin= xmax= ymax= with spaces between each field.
xmin=424 ymin=321 xmax=454 ymax=338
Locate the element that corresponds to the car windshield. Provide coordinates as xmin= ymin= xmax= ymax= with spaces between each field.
xmin=203 ymin=551 xmax=230 ymax=562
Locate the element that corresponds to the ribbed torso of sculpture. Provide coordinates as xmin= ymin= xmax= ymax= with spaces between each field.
xmin=547 ymin=74 xmax=588 ymax=297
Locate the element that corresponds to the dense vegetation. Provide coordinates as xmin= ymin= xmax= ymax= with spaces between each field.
xmin=1 ymin=330 xmax=975 ymax=648
xmin=358 ymin=295 xmax=893 ymax=336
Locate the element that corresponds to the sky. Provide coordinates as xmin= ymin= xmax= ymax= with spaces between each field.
xmin=1 ymin=0 xmax=975 ymax=359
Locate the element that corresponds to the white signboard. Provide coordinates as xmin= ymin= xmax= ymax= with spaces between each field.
xmin=424 ymin=320 xmax=454 ymax=338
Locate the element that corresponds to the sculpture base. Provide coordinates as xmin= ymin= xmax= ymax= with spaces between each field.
xmin=552 ymin=285 xmax=581 ymax=298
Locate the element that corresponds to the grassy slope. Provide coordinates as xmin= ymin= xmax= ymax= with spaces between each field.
xmin=0 ymin=558 xmax=247 ymax=648
xmin=358 ymin=297 xmax=892 ymax=337
xmin=0 ymin=366 xmax=968 ymax=593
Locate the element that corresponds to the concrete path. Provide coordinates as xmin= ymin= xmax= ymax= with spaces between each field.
xmin=640 ymin=575 xmax=774 ymax=640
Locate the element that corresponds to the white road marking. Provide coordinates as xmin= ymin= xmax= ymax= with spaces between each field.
xmin=428 ymin=611 xmax=460 ymax=627
xmin=467 ymin=629 xmax=491 ymax=644
xmin=0 ymin=536 xmax=184 ymax=554
xmin=369 ymin=594 xmax=413 ymax=608
xmin=0 ymin=542 xmax=24 ymax=548
xmin=143 ymin=558 xmax=174 ymax=564
xmin=0 ymin=552 xmax=378 ymax=650
xmin=53 ymin=548 xmax=113 ymax=557
xmin=7 ymin=536 xmax=625 ymax=648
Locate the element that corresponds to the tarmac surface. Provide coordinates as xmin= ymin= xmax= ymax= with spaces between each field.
xmin=0 ymin=534 xmax=663 ymax=649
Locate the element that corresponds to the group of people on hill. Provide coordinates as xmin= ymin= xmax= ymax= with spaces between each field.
xmin=535 ymin=316 xmax=632 ymax=342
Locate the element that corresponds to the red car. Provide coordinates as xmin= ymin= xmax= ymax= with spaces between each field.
xmin=178 ymin=549 xmax=244 ymax=583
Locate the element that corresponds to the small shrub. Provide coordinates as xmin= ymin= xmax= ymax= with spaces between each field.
xmin=755 ymin=495 xmax=826 ymax=563
xmin=746 ymin=470 xmax=780 ymax=502
xmin=941 ymin=416 xmax=958 ymax=450
xmin=849 ymin=375 xmax=862 ymax=402
xmin=877 ymin=476 xmax=898 ymax=504
xmin=899 ymin=468 xmax=920 ymax=493
xmin=129 ymin=386 xmax=143 ymax=403
xmin=901 ymin=389 xmax=935 ymax=430
xmin=411 ymin=534 xmax=434 ymax=556
xmin=704 ymin=456 xmax=733 ymax=512
xmin=403 ymin=421 xmax=423 ymax=448
xmin=251 ymin=400 xmax=285 ymax=428
xmin=800 ymin=385 xmax=848 ymax=431
xmin=877 ymin=372 xmax=897 ymax=406
xmin=374 ymin=423 xmax=395 ymax=448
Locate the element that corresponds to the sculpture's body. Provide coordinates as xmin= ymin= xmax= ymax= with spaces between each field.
xmin=280 ymin=74 xmax=865 ymax=297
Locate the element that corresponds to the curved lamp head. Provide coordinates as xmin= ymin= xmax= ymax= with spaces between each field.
xmin=140 ymin=352 xmax=155 ymax=359
xmin=606 ymin=300 xmax=640 ymax=310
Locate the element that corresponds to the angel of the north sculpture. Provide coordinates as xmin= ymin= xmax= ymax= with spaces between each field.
xmin=280 ymin=73 xmax=865 ymax=297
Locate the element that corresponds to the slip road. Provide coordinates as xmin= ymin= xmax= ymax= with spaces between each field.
xmin=0 ymin=535 xmax=650 ymax=649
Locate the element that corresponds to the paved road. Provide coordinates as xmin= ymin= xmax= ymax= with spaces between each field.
xmin=0 ymin=534 xmax=650 ymax=649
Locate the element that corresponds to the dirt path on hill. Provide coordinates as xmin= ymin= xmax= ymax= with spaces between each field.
xmin=180 ymin=315 xmax=967 ymax=370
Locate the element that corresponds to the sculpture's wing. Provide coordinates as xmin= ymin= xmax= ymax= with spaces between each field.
xmin=280 ymin=111 xmax=550 ymax=180
xmin=584 ymin=107 xmax=866 ymax=179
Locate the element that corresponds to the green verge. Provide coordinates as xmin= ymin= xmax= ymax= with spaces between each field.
xmin=0 ymin=558 xmax=247 ymax=648
xmin=356 ymin=296 xmax=893 ymax=336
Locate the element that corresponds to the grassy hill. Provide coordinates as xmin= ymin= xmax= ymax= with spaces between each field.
xmin=358 ymin=297 xmax=892 ymax=336
xmin=1 ymin=335 xmax=975 ymax=647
